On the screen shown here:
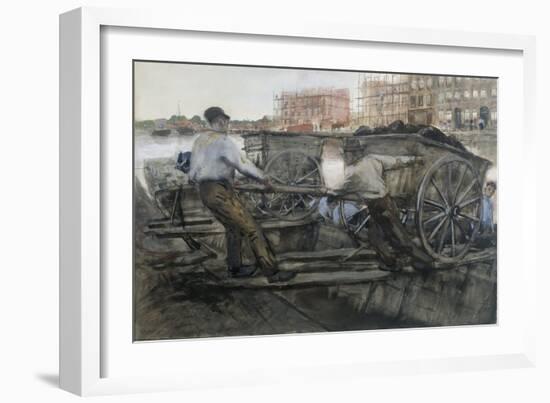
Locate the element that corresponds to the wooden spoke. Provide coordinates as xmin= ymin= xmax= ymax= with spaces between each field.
xmin=456 ymin=178 xmax=477 ymax=205
xmin=447 ymin=163 xmax=453 ymax=203
xmin=459 ymin=197 xmax=481 ymax=209
xmin=268 ymin=174 xmax=287 ymax=185
xmin=453 ymin=217 xmax=469 ymax=239
xmin=457 ymin=212 xmax=480 ymax=223
xmin=437 ymin=217 xmax=451 ymax=253
xmin=295 ymin=167 xmax=319 ymax=184
xmin=429 ymin=215 xmax=448 ymax=242
xmin=305 ymin=194 xmax=316 ymax=205
xmin=290 ymin=155 xmax=297 ymax=182
xmin=430 ymin=177 xmax=449 ymax=207
xmin=354 ymin=216 xmax=370 ymax=235
xmin=450 ymin=220 xmax=456 ymax=256
xmin=424 ymin=211 xmax=446 ymax=225
xmin=453 ymin=164 xmax=467 ymax=204
xmin=287 ymin=196 xmax=304 ymax=215
xmin=277 ymin=194 xmax=291 ymax=213
xmin=425 ymin=198 xmax=446 ymax=211
xmin=267 ymin=193 xmax=284 ymax=205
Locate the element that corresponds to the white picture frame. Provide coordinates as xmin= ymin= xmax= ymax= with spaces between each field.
xmin=60 ymin=6 xmax=537 ymax=396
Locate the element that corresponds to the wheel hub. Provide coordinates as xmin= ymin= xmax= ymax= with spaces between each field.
xmin=450 ymin=205 xmax=460 ymax=217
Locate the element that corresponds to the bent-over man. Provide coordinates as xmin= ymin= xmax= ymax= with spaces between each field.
xmin=343 ymin=154 xmax=434 ymax=271
xmin=189 ymin=106 xmax=295 ymax=283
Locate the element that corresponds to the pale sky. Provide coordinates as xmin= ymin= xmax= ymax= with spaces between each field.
xmin=134 ymin=61 xmax=360 ymax=121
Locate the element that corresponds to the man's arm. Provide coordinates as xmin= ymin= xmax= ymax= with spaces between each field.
xmin=221 ymin=142 xmax=267 ymax=183
xmin=372 ymin=154 xmax=417 ymax=171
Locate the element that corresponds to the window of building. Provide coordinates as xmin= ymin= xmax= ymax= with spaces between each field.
xmin=438 ymin=77 xmax=445 ymax=87
xmin=427 ymin=78 xmax=433 ymax=88
xmin=473 ymin=89 xmax=479 ymax=98
xmin=418 ymin=95 xmax=424 ymax=106
xmin=426 ymin=94 xmax=432 ymax=106
xmin=454 ymin=92 xmax=460 ymax=99
xmin=480 ymin=89 xmax=487 ymax=98
xmin=410 ymin=95 xmax=416 ymax=107
xmin=446 ymin=91 xmax=452 ymax=99
xmin=419 ymin=79 xmax=425 ymax=89
xmin=411 ymin=80 xmax=417 ymax=90
xmin=491 ymin=87 xmax=497 ymax=96
xmin=446 ymin=77 xmax=453 ymax=86
xmin=464 ymin=90 xmax=470 ymax=98
xmin=439 ymin=93 xmax=445 ymax=102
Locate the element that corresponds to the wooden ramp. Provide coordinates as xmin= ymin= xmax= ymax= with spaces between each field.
xmin=202 ymin=247 xmax=497 ymax=289
xmin=144 ymin=239 xmax=497 ymax=289
xmin=206 ymin=269 xmax=392 ymax=290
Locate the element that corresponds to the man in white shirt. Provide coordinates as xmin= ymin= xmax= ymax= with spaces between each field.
xmin=342 ymin=154 xmax=434 ymax=271
xmin=189 ymin=107 xmax=295 ymax=283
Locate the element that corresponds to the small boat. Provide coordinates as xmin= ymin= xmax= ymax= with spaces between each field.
xmin=152 ymin=119 xmax=171 ymax=136
xmin=152 ymin=128 xmax=171 ymax=136
xmin=176 ymin=126 xmax=195 ymax=136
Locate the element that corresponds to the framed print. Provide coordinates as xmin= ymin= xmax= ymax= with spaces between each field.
xmin=60 ymin=7 xmax=537 ymax=396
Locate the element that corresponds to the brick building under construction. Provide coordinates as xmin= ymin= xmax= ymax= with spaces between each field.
xmin=356 ymin=73 xmax=497 ymax=131
xmin=273 ymin=88 xmax=351 ymax=132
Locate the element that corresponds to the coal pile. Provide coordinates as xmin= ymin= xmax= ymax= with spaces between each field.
xmin=354 ymin=120 xmax=466 ymax=151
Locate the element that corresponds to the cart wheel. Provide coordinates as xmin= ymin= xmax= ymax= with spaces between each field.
xmin=338 ymin=201 xmax=370 ymax=242
xmin=338 ymin=201 xmax=410 ymax=242
xmin=262 ymin=150 xmax=323 ymax=221
xmin=416 ymin=154 xmax=483 ymax=263
xmin=236 ymin=185 xmax=270 ymax=218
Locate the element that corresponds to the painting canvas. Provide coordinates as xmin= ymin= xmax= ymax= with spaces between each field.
xmin=133 ymin=60 xmax=497 ymax=341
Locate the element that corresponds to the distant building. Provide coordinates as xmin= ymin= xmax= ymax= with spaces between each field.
xmin=356 ymin=73 xmax=409 ymax=127
xmin=356 ymin=74 xmax=497 ymax=131
xmin=430 ymin=76 xmax=497 ymax=130
xmin=407 ymin=75 xmax=436 ymax=126
xmin=273 ymin=88 xmax=350 ymax=132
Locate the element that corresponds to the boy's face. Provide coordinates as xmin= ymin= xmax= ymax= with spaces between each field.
xmin=484 ymin=183 xmax=496 ymax=197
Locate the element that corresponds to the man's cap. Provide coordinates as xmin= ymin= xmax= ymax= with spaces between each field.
xmin=204 ymin=106 xmax=230 ymax=123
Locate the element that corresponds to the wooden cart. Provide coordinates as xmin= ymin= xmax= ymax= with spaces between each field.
xmin=147 ymin=130 xmax=491 ymax=268
xmin=240 ymin=130 xmax=491 ymax=264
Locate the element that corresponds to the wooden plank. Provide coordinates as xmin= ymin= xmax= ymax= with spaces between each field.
xmin=208 ymin=270 xmax=391 ymax=290
xmin=278 ymin=248 xmax=377 ymax=262
xmin=147 ymin=216 xmax=214 ymax=229
xmin=145 ymin=225 xmax=225 ymax=237
xmin=149 ymin=251 xmax=211 ymax=270
xmin=145 ymin=217 xmax=317 ymax=238
xmin=278 ymin=260 xmax=380 ymax=273
xmin=433 ymin=247 xmax=497 ymax=269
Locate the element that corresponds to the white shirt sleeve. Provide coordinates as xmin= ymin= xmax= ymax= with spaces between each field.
xmin=371 ymin=154 xmax=415 ymax=170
